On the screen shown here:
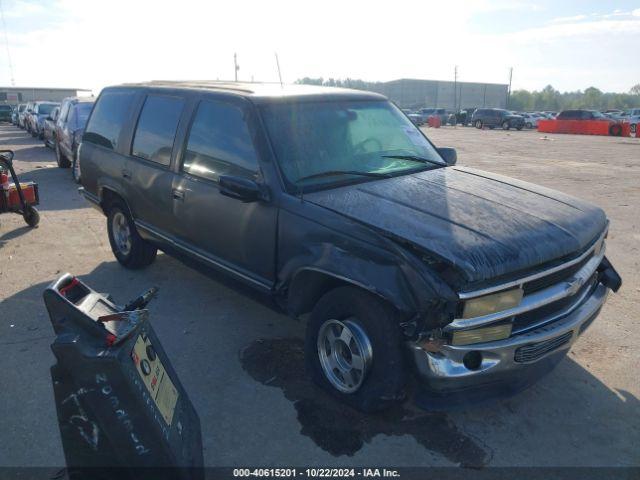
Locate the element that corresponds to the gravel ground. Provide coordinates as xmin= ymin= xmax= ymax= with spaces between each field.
xmin=0 ymin=124 xmax=638 ymax=469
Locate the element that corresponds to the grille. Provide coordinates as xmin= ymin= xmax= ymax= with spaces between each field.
xmin=514 ymin=331 xmax=573 ymax=363
xmin=522 ymin=252 xmax=593 ymax=295
xmin=512 ymin=273 xmax=597 ymax=334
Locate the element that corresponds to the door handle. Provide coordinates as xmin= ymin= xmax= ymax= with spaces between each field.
xmin=121 ymin=168 xmax=132 ymax=179
xmin=172 ymin=189 xmax=185 ymax=201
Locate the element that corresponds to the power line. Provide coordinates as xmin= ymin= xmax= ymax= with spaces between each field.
xmin=0 ymin=0 xmax=15 ymax=86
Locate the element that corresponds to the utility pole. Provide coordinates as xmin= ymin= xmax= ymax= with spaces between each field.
xmin=234 ymin=53 xmax=239 ymax=82
xmin=275 ymin=52 xmax=283 ymax=87
xmin=506 ymin=67 xmax=513 ymax=109
xmin=453 ymin=65 xmax=458 ymax=112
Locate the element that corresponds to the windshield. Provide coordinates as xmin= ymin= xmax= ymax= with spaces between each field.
xmin=38 ymin=103 xmax=56 ymax=115
xmin=591 ymin=111 xmax=606 ymax=119
xmin=260 ymin=100 xmax=444 ymax=190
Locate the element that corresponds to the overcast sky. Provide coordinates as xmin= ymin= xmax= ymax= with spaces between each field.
xmin=0 ymin=0 xmax=639 ymax=95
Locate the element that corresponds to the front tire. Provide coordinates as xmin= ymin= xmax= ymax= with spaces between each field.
xmin=305 ymin=286 xmax=406 ymax=412
xmin=474 ymin=120 xmax=482 ymax=129
xmin=107 ymin=203 xmax=157 ymax=269
xmin=502 ymin=121 xmax=510 ymax=130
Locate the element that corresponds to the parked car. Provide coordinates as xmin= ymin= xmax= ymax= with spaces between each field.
xmin=418 ymin=107 xmax=448 ymax=124
xmin=55 ymin=97 xmax=95 ymax=181
xmin=17 ymin=103 xmax=28 ymax=128
xmin=0 ymin=104 xmax=12 ymax=123
xmin=28 ymin=102 xmax=60 ymax=138
xmin=472 ymin=108 xmax=524 ymax=130
xmin=402 ymin=109 xmax=424 ymax=126
xmin=11 ymin=105 xmax=19 ymax=125
xmin=519 ymin=113 xmax=539 ymax=129
xmin=455 ymin=108 xmax=476 ymax=126
xmin=556 ymin=109 xmax=624 ymax=135
xmin=79 ymin=82 xmax=621 ymax=412
xmin=42 ymin=106 xmax=60 ymax=148
xmin=621 ymin=108 xmax=640 ymax=134
xmin=23 ymin=102 xmax=36 ymax=132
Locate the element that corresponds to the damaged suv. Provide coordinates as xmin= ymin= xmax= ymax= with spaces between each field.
xmin=79 ymin=82 xmax=621 ymax=412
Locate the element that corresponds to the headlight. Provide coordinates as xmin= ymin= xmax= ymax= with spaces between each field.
xmin=462 ymin=287 xmax=523 ymax=319
xmin=451 ymin=323 xmax=512 ymax=346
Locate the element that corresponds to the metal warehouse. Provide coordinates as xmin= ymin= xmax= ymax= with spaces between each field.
xmin=0 ymin=86 xmax=92 ymax=105
xmin=371 ymin=78 xmax=509 ymax=110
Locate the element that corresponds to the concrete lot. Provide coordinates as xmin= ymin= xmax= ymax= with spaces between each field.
xmin=0 ymin=124 xmax=638 ymax=469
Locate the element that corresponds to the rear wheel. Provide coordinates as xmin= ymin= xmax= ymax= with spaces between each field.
xmin=502 ymin=121 xmax=510 ymax=130
xmin=23 ymin=206 xmax=40 ymax=228
xmin=474 ymin=120 xmax=483 ymax=129
xmin=55 ymin=141 xmax=71 ymax=168
xmin=107 ymin=203 xmax=157 ymax=269
xmin=526 ymin=122 xmax=532 ymax=129
xmin=609 ymin=124 xmax=622 ymax=136
xmin=631 ymin=124 xmax=637 ymax=134
xmin=305 ymin=286 xmax=406 ymax=412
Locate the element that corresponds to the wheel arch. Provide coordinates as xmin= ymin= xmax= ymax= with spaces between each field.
xmin=98 ymin=184 xmax=132 ymax=217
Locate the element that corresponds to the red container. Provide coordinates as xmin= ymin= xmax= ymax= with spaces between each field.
xmin=428 ymin=115 xmax=441 ymax=128
xmin=1 ymin=181 xmax=39 ymax=211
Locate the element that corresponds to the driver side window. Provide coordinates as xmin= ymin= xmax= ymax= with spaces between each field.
xmin=182 ymin=99 xmax=259 ymax=182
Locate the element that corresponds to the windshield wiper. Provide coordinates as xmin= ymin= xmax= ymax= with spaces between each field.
xmin=294 ymin=170 xmax=392 ymax=183
xmin=381 ymin=154 xmax=444 ymax=167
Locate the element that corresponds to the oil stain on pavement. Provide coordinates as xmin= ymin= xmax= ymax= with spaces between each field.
xmin=241 ymin=338 xmax=490 ymax=467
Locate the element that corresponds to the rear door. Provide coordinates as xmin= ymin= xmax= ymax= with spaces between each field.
xmin=170 ymin=95 xmax=277 ymax=288
xmin=126 ymin=92 xmax=187 ymax=237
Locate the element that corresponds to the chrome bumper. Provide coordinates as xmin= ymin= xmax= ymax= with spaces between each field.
xmin=409 ymin=282 xmax=609 ymax=393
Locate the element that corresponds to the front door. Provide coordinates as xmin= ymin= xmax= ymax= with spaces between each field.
xmin=171 ymin=97 xmax=277 ymax=289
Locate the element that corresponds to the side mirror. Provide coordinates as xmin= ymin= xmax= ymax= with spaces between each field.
xmin=219 ymin=175 xmax=267 ymax=202
xmin=437 ymin=147 xmax=457 ymax=166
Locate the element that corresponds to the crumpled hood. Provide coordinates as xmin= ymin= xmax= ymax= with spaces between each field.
xmin=305 ymin=166 xmax=606 ymax=284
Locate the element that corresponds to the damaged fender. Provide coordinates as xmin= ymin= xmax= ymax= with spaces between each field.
xmin=276 ymin=197 xmax=458 ymax=331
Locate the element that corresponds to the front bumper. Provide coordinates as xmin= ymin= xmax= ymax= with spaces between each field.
xmin=409 ymin=281 xmax=609 ymax=395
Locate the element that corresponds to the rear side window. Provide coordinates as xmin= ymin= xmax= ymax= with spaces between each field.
xmin=558 ymin=111 xmax=576 ymax=119
xmin=131 ymin=95 xmax=184 ymax=166
xmin=84 ymin=91 xmax=135 ymax=150
xmin=182 ymin=99 xmax=258 ymax=182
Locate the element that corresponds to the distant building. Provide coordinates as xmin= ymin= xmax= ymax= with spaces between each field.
xmin=370 ymin=78 xmax=509 ymax=110
xmin=0 ymin=86 xmax=93 ymax=105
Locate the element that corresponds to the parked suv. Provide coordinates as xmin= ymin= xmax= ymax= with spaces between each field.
xmin=42 ymin=106 xmax=60 ymax=149
xmin=0 ymin=104 xmax=12 ymax=123
xmin=55 ymin=97 xmax=95 ymax=181
xmin=79 ymin=82 xmax=621 ymax=412
xmin=23 ymin=102 xmax=36 ymax=132
xmin=29 ymin=102 xmax=59 ymax=138
xmin=17 ymin=103 xmax=28 ymax=128
xmin=472 ymin=108 xmax=524 ymax=130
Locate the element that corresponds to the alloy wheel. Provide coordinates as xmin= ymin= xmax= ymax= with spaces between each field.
xmin=112 ymin=211 xmax=132 ymax=256
xmin=317 ymin=318 xmax=373 ymax=393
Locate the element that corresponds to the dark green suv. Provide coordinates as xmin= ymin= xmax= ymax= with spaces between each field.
xmin=78 ymin=82 xmax=620 ymax=411
xmin=472 ymin=108 xmax=525 ymax=130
